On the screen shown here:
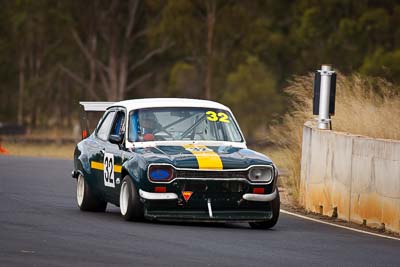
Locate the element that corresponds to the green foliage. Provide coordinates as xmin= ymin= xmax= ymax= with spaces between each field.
xmin=361 ymin=49 xmax=400 ymax=83
xmin=0 ymin=0 xmax=400 ymax=138
xmin=167 ymin=62 xmax=200 ymax=98
xmin=223 ymin=56 xmax=282 ymax=139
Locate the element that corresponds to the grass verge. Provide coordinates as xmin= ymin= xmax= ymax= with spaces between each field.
xmin=267 ymin=73 xmax=400 ymax=202
xmin=2 ymin=142 xmax=74 ymax=160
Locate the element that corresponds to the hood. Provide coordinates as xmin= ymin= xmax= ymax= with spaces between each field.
xmin=133 ymin=144 xmax=272 ymax=170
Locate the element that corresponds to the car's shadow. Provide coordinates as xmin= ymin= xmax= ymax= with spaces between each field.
xmin=64 ymin=204 xmax=278 ymax=231
xmin=97 ymin=205 xmax=277 ymax=231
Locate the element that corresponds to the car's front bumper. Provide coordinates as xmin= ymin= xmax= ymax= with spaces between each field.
xmin=139 ymin=189 xmax=179 ymax=200
xmin=139 ymin=189 xmax=277 ymax=222
xmin=139 ymin=189 xmax=277 ymax=202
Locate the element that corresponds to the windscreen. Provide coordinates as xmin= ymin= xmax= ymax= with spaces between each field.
xmin=128 ymin=107 xmax=243 ymax=142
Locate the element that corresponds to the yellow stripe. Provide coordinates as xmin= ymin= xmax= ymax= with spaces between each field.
xmin=91 ymin=161 xmax=104 ymax=170
xmin=91 ymin=161 xmax=122 ymax=173
xmin=114 ymin=165 xmax=122 ymax=173
xmin=183 ymin=144 xmax=223 ymax=170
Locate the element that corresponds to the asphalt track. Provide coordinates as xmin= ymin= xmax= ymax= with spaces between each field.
xmin=0 ymin=156 xmax=399 ymax=267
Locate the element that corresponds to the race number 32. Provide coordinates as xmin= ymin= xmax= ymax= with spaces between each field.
xmin=206 ymin=111 xmax=229 ymax=123
xmin=103 ymin=153 xmax=115 ymax=188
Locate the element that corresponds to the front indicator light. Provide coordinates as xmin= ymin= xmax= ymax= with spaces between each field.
xmin=154 ymin=186 xmax=167 ymax=193
xmin=253 ymin=187 xmax=265 ymax=194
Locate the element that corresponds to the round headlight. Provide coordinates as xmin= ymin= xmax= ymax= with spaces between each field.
xmin=248 ymin=167 xmax=273 ymax=183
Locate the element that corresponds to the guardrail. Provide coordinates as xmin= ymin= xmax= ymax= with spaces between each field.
xmin=300 ymin=122 xmax=400 ymax=233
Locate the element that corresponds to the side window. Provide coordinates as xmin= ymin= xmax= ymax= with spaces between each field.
xmin=96 ymin=111 xmax=115 ymax=140
xmin=111 ymin=111 xmax=126 ymax=136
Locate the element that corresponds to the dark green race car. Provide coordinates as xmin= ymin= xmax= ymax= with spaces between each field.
xmin=72 ymin=98 xmax=280 ymax=229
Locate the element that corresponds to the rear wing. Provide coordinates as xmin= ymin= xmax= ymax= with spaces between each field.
xmin=80 ymin=102 xmax=115 ymax=112
xmin=79 ymin=102 xmax=115 ymax=139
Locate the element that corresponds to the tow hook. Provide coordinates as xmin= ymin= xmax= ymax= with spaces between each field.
xmin=207 ymin=198 xmax=213 ymax=218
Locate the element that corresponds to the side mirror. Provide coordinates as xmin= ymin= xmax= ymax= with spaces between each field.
xmin=109 ymin=134 xmax=122 ymax=144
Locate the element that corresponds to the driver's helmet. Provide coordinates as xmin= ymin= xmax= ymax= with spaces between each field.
xmin=139 ymin=111 xmax=159 ymax=134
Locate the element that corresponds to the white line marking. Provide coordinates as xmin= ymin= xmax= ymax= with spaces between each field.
xmin=20 ymin=250 xmax=35 ymax=253
xmin=280 ymin=209 xmax=400 ymax=241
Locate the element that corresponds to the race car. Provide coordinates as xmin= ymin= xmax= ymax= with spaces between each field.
xmin=72 ymin=98 xmax=280 ymax=229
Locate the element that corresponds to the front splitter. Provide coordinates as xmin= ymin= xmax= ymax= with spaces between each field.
xmin=144 ymin=209 xmax=273 ymax=223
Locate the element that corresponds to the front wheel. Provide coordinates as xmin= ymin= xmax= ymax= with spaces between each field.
xmin=119 ymin=176 xmax=144 ymax=221
xmin=76 ymin=174 xmax=107 ymax=212
xmin=249 ymin=189 xmax=280 ymax=229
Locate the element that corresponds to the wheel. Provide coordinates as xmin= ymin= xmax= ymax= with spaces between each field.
xmin=249 ymin=189 xmax=280 ymax=229
xmin=76 ymin=174 xmax=107 ymax=212
xmin=119 ymin=175 xmax=144 ymax=221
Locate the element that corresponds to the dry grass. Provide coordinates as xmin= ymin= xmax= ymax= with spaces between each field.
xmin=267 ymin=73 xmax=400 ymax=200
xmin=2 ymin=142 xmax=75 ymax=160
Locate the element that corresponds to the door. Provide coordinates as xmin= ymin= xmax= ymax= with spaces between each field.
xmin=103 ymin=109 xmax=126 ymax=203
xmin=90 ymin=110 xmax=116 ymax=200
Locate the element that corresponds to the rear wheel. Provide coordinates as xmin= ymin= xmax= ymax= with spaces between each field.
xmin=249 ymin=190 xmax=280 ymax=229
xmin=119 ymin=176 xmax=144 ymax=221
xmin=76 ymin=174 xmax=107 ymax=212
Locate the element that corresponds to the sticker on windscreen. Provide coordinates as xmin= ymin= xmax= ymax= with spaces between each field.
xmin=205 ymin=111 xmax=230 ymax=123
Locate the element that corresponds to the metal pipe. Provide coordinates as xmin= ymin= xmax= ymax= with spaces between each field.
xmin=317 ymin=65 xmax=335 ymax=130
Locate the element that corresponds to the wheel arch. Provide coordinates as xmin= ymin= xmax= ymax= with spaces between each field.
xmin=122 ymin=156 xmax=149 ymax=188
xmin=121 ymin=167 xmax=141 ymax=189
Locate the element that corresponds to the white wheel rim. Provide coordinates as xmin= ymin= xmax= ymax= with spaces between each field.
xmin=120 ymin=181 xmax=129 ymax=216
xmin=77 ymin=174 xmax=84 ymax=207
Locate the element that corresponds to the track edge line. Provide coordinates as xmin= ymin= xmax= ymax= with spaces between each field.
xmin=280 ymin=209 xmax=400 ymax=241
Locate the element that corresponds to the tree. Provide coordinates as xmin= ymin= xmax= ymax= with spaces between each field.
xmin=361 ymin=49 xmax=400 ymax=84
xmin=223 ymin=56 xmax=282 ymax=139
xmin=8 ymin=0 xmax=72 ymax=128
xmin=63 ymin=0 xmax=169 ymax=102
xmin=167 ymin=62 xmax=200 ymax=98
xmin=151 ymin=0 xmax=231 ymax=99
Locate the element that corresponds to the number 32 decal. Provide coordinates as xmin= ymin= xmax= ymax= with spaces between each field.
xmin=206 ymin=111 xmax=229 ymax=123
xmin=104 ymin=153 xmax=115 ymax=188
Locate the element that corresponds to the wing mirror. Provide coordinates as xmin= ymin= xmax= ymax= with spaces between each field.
xmin=109 ymin=134 xmax=122 ymax=144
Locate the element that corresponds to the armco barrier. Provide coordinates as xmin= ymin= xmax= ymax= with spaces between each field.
xmin=300 ymin=122 xmax=400 ymax=233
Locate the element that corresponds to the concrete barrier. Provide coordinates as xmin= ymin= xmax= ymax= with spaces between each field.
xmin=300 ymin=122 xmax=400 ymax=233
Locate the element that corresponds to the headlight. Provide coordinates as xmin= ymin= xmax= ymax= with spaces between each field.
xmin=148 ymin=165 xmax=175 ymax=182
xmin=248 ymin=166 xmax=273 ymax=183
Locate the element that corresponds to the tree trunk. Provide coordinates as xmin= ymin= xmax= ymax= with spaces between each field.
xmin=205 ymin=1 xmax=216 ymax=100
xmin=88 ymin=35 xmax=98 ymax=100
xmin=68 ymin=0 xmax=166 ymax=102
xmin=117 ymin=54 xmax=128 ymax=100
xmin=18 ymin=52 xmax=25 ymax=125
xmin=108 ymin=38 xmax=119 ymax=101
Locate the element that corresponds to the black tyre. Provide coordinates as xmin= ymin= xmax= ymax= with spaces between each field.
xmin=76 ymin=174 xmax=107 ymax=212
xmin=249 ymin=189 xmax=280 ymax=229
xmin=119 ymin=175 xmax=144 ymax=221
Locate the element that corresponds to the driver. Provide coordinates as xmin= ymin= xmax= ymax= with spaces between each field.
xmin=138 ymin=111 xmax=159 ymax=141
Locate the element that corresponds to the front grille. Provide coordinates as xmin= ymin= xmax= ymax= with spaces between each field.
xmin=175 ymin=170 xmax=248 ymax=179
xmin=176 ymin=180 xmax=248 ymax=193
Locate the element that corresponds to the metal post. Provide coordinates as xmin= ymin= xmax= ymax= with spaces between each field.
xmin=317 ymin=65 xmax=335 ymax=130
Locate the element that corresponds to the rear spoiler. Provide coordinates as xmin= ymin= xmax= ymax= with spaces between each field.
xmin=79 ymin=101 xmax=115 ymax=139
xmin=79 ymin=102 xmax=115 ymax=111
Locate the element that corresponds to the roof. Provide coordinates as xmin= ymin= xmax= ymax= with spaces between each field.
xmin=110 ymin=98 xmax=231 ymax=111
